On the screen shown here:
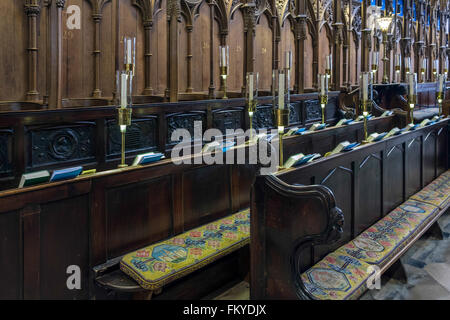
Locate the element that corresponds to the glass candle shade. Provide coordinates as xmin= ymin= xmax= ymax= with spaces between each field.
xmin=124 ymin=36 xmax=136 ymax=74
xmin=325 ymin=54 xmax=332 ymax=78
xmin=246 ymin=72 xmax=259 ymax=105
xmin=272 ymin=69 xmax=287 ymax=110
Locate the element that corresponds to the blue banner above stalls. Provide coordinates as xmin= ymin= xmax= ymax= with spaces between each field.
xmin=413 ymin=2 xmax=416 ymax=21
xmin=398 ymin=0 xmax=403 ymax=17
xmin=427 ymin=12 xmax=430 ymax=26
xmin=437 ymin=14 xmax=440 ymax=31
xmin=380 ymin=0 xmax=385 ymax=11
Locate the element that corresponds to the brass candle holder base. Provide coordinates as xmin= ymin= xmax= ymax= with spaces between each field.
xmin=275 ymin=108 xmax=290 ymax=170
xmin=360 ymin=100 xmax=370 ymax=144
xmin=248 ymin=99 xmax=257 ymax=142
xmin=117 ymin=107 xmax=132 ymax=168
xmin=220 ymin=66 xmax=228 ymax=99
xmin=319 ymin=95 xmax=328 ymax=124
xmin=436 ymin=92 xmax=443 ymax=116
xmin=408 ymin=95 xmax=416 ymax=125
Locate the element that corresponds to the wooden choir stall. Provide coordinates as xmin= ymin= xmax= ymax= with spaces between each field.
xmin=0 ymin=0 xmax=449 ymax=301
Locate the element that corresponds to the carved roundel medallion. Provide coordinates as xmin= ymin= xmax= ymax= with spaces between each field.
xmin=49 ymin=129 xmax=78 ymax=160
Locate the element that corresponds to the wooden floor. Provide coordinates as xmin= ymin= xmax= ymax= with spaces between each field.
xmin=212 ymin=212 xmax=450 ymax=300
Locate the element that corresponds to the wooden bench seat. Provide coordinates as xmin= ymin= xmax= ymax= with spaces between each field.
xmin=299 ymin=171 xmax=449 ymax=300
xmin=119 ymin=209 xmax=250 ymax=294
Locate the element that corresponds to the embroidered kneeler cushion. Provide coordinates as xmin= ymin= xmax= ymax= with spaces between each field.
xmin=414 ymin=170 xmax=450 ymax=207
xmin=410 ymin=189 xmax=449 ymax=209
xmin=120 ymin=209 xmax=250 ymax=290
xmin=339 ymin=199 xmax=439 ymax=266
xmin=300 ymin=251 xmax=376 ymax=300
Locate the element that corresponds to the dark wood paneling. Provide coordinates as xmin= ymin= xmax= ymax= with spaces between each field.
xmin=39 ymin=195 xmax=89 ymax=299
xmin=182 ymin=165 xmax=231 ymax=230
xmin=384 ymin=145 xmax=404 ymax=213
xmin=0 ymin=210 xmax=20 ymax=299
xmin=405 ymin=137 xmax=422 ymax=198
xmin=106 ymin=176 xmax=173 ymax=258
xmin=356 ymin=153 xmax=382 ymax=236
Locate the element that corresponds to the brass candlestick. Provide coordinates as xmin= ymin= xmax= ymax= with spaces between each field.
xmin=436 ymin=92 xmax=443 ymax=116
xmin=220 ymin=66 xmax=228 ymax=99
xmin=319 ymin=94 xmax=328 ymax=124
xmin=275 ymin=108 xmax=290 ymax=170
xmin=248 ymin=99 xmax=257 ymax=141
xmin=408 ymin=95 xmax=416 ymax=125
xmin=361 ymin=100 xmax=370 ymax=144
xmin=117 ymin=107 xmax=132 ymax=168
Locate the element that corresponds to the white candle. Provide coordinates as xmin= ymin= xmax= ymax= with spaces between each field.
xmin=320 ymin=75 xmax=325 ymax=95
xmin=126 ymin=39 xmax=132 ymax=64
xmin=249 ymin=74 xmax=254 ymax=101
xmin=362 ymin=73 xmax=368 ymax=101
xmin=285 ymin=51 xmax=292 ymax=69
xmin=121 ymin=73 xmax=128 ymax=108
xmin=434 ymin=59 xmax=439 ymax=73
xmin=278 ymin=72 xmax=285 ymax=109
xmin=438 ymin=74 xmax=444 ymax=92
xmin=405 ymin=57 xmax=411 ymax=72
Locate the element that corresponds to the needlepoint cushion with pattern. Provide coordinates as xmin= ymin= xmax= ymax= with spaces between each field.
xmin=410 ymin=189 xmax=449 ymax=209
xmin=339 ymin=199 xmax=439 ymax=266
xmin=300 ymin=251 xmax=376 ymax=300
xmin=120 ymin=209 xmax=250 ymax=290
xmin=419 ymin=170 xmax=450 ymax=204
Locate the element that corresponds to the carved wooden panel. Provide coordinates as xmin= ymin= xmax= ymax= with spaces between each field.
xmin=288 ymin=102 xmax=302 ymax=125
xmin=212 ymin=107 xmax=245 ymax=132
xmin=252 ymin=104 xmax=274 ymax=129
xmin=0 ymin=129 xmax=13 ymax=174
xmin=166 ymin=111 xmax=207 ymax=146
xmin=26 ymin=123 xmax=96 ymax=168
xmin=107 ymin=116 xmax=158 ymax=156
xmin=304 ymin=99 xmax=322 ymax=123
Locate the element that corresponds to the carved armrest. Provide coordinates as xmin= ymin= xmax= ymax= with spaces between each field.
xmin=250 ymin=174 xmax=344 ymax=300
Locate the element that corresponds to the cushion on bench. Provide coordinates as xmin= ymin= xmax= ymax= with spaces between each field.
xmin=339 ymin=199 xmax=439 ymax=266
xmin=411 ymin=170 xmax=450 ymax=209
xmin=300 ymin=251 xmax=376 ymax=300
xmin=120 ymin=209 xmax=250 ymax=290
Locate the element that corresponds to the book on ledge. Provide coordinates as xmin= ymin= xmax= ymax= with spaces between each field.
xmin=325 ymin=141 xmax=359 ymax=157
xmin=419 ymin=119 xmax=431 ymax=128
xmin=18 ymin=170 xmax=50 ymax=188
xmin=308 ymin=123 xmax=327 ymax=131
xmin=49 ymin=166 xmax=83 ymax=183
xmin=406 ymin=123 xmax=420 ymax=131
xmin=202 ymin=140 xmax=235 ymax=153
xmin=284 ymin=153 xmax=321 ymax=169
xmin=356 ymin=114 xmax=373 ymax=121
xmin=381 ymin=110 xmax=394 ymax=117
xmin=367 ymin=132 xmax=387 ymax=142
xmin=342 ymin=142 xmax=360 ymax=151
xmin=335 ymin=119 xmax=355 ymax=127
xmin=385 ymin=127 xmax=401 ymax=138
xmin=432 ymin=115 xmax=445 ymax=122
xmin=132 ymin=152 xmax=165 ymax=166
xmin=284 ymin=127 xmax=306 ymax=137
